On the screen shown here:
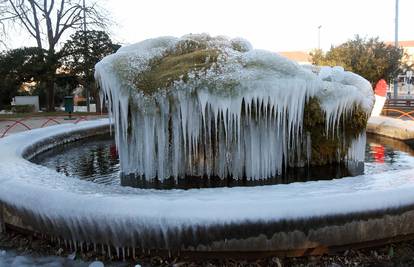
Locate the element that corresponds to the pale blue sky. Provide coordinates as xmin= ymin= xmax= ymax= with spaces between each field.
xmin=104 ymin=0 xmax=413 ymax=52
xmin=7 ymin=0 xmax=414 ymax=52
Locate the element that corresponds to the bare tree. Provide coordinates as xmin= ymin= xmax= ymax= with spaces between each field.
xmin=1 ymin=0 xmax=108 ymax=111
xmin=0 ymin=0 xmax=11 ymax=48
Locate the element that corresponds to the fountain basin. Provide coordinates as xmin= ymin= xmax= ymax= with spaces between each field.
xmin=367 ymin=116 xmax=414 ymax=141
xmin=1 ymin=119 xmax=414 ymax=253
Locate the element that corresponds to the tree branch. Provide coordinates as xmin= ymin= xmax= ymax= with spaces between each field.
xmin=53 ymin=0 xmax=64 ymax=37
xmin=27 ymin=0 xmax=42 ymax=48
xmin=32 ymin=0 xmax=43 ymax=12
xmin=2 ymin=0 xmax=108 ymax=51
xmin=7 ymin=0 xmax=37 ymax=39
xmin=42 ymin=0 xmax=55 ymax=50
xmin=46 ymin=0 xmax=54 ymax=15
xmin=55 ymin=8 xmax=83 ymax=42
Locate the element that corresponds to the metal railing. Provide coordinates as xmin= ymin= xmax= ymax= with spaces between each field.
xmin=0 ymin=115 xmax=99 ymax=138
xmin=382 ymin=109 xmax=414 ymax=120
xmin=382 ymin=98 xmax=414 ymax=120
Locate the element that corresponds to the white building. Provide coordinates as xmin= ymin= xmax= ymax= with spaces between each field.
xmin=12 ymin=96 xmax=40 ymax=111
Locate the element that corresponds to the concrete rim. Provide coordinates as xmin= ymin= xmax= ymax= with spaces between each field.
xmin=0 ymin=118 xmax=414 ymax=251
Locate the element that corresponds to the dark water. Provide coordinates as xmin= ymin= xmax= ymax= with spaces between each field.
xmin=31 ymin=134 xmax=121 ymax=185
xmin=30 ymin=134 xmax=414 ymax=189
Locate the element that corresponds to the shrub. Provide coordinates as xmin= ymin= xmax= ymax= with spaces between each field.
xmin=11 ymin=104 xmax=35 ymax=113
xmin=2 ymin=105 xmax=12 ymax=111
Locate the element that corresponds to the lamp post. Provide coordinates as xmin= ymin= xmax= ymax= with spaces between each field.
xmin=394 ymin=0 xmax=399 ymax=98
xmin=407 ymin=70 xmax=413 ymax=95
xmin=317 ymin=25 xmax=322 ymax=50
xmin=83 ymin=0 xmax=90 ymax=112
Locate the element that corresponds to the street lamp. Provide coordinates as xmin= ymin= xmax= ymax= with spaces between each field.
xmin=394 ymin=0 xmax=399 ymax=98
xmin=83 ymin=0 xmax=90 ymax=112
xmin=407 ymin=70 xmax=413 ymax=95
xmin=317 ymin=25 xmax=322 ymax=50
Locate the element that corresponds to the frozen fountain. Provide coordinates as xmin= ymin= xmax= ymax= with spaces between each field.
xmin=1 ymin=34 xmax=414 ymax=259
xmin=95 ymin=34 xmax=373 ymax=187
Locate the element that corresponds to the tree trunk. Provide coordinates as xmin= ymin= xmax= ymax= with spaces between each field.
xmin=91 ymin=82 xmax=101 ymax=113
xmin=46 ymin=81 xmax=55 ymax=112
xmin=45 ymin=48 xmax=57 ymax=112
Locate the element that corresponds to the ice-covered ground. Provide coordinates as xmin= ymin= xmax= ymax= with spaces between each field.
xmin=0 ymin=250 xmax=101 ymax=267
xmin=0 ymin=249 xmax=144 ymax=267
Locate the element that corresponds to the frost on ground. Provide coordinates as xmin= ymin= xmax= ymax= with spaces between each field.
xmin=0 ymin=249 xmax=91 ymax=267
xmin=95 ymin=34 xmax=374 ymax=182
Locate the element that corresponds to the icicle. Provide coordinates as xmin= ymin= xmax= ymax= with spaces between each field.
xmin=347 ymin=131 xmax=367 ymax=162
xmin=94 ymin=35 xmax=373 ymax=183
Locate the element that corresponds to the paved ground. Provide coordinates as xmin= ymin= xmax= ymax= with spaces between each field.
xmin=0 ymin=114 xmax=108 ymax=137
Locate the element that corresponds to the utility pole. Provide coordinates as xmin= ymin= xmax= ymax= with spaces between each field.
xmin=394 ymin=0 xmax=399 ymax=98
xmin=318 ymin=25 xmax=322 ymax=50
xmin=83 ymin=0 xmax=90 ymax=112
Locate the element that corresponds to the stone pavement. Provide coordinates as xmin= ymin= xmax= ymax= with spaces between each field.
xmin=0 ymin=114 xmax=107 ymax=137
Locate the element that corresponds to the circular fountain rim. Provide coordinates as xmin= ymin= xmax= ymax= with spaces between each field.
xmin=0 ymin=119 xmax=414 ymax=230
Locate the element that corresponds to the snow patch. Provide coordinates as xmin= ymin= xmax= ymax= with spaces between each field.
xmin=0 ymin=250 xmax=88 ymax=267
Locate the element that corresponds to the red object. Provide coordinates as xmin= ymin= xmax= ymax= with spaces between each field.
xmin=372 ymin=145 xmax=385 ymax=163
xmin=110 ymin=144 xmax=118 ymax=160
xmin=374 ymin=79 xmax=387 ymax=97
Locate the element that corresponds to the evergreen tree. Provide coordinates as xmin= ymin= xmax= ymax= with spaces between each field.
xmin=0 ymin=47 xmax=47 ymax=109
xmin=310 ymin=36 xmax=403 ymax=85
xmin=60 ymin=30 xmax=120 ymax=112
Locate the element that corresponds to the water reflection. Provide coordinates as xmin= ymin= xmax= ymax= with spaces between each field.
xmin=364 ymin=133 xmax=414 ymax=175
xmin=31 ymin=134 xmax=414 ymax=188
xmin=32 ymin=135 xmax=120 ymax=185
xmin=369 ymin=144 xmax=385 ymax=163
